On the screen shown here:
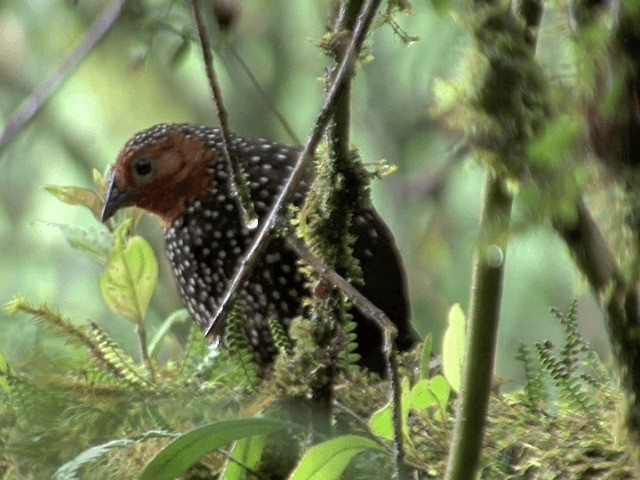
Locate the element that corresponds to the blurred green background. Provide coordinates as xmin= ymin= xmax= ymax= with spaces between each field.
xmin=0 ymin=0 xmax=608 ymax=383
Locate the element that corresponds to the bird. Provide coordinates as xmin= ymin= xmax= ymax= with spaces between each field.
xmin=100 ymin=123 xmax=416 ymax=375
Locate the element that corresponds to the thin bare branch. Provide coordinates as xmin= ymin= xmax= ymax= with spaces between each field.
xmin=0 ymin=0 xmax=125 ymax=150
xmin=189 ymin=0 xmax=257 ymax=228
xmin=224 ymin=45 xmax=302 ymax=146
xmin=204 ymin=0 xmax=383 ymax=337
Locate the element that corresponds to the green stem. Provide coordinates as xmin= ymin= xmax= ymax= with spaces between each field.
xmin=136 ymin=321 xmax=155 ymax=381
xmin=444 ymin=170 xmax=513 ymax=480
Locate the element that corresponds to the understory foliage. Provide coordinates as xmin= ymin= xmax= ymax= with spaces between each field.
xmin=0 ymin=180 xmax=634 ymax=479
xmin=0 ymin=173 xmax=621 ymax=480
xmin=1 ymin=258 xmax=635 ymax=479
xmin=4 ymin=1 xmax=640 ymax=479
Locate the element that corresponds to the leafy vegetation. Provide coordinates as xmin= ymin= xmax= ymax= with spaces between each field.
xmin=3 ymin=0 xmax=640 ymax=478
xmin=0 ymin=187 xmax=633 ymax=477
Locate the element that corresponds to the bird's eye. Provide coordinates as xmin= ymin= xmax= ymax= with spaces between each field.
xmin=133 ymin=156 xmax=154 ymax=179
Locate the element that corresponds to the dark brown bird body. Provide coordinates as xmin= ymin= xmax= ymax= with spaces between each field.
xmin=102 ymin=123 xmax=416 ymax=374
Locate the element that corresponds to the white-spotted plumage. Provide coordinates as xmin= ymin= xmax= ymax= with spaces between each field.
xmin=121 ymin=123 xmax=416 ymax=373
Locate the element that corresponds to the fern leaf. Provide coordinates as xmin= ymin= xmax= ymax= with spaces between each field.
xmin=223 ymin=301 xmax=259 ymax=390
xmin=89 ymin=323 xmax=157 ymax=392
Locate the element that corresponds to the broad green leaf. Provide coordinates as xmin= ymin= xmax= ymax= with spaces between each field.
xmin=369 ymin=378 xmax=411 ymax=440
xmin=419 ymin=333 xmax=433 ymax=380
xmin=442 ymin=303 xmax=466 ymax=392
xmin=100 ymin=223 xmax=158 ymax=323
xmin=429 ymin=375 xmax=451 ymax=412
xmin=219 ymin=435 xmax=266 ymax=480
xmin=410 ymin=380 xmax=437 ymax=410
xmin=289 ymin=435 xmax=384 ymax=480
xmin=149 ymin=309 xmax=191 ymax=359
xmin=44 ymin=185 xmax=103 ymax=220
xmin=140 ymin=418 xmax=284 ymax=480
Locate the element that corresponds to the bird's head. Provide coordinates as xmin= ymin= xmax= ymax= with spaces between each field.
xmin=101 ymin=124 xmax=217 ymax=226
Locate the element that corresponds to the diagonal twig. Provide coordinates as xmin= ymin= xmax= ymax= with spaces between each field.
xmin=189 ymin=0 xmax=257 ymax=228
xmin=0 ymin=0 xmax=126 ymax=150
xmin=224 ymin=46 xmax=302 ymax=146
xmin=204 ymin=0 xmax=383 ymax=337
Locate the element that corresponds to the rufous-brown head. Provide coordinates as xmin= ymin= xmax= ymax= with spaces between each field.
xmin=101 ymin=124 xmax=217 ymax=225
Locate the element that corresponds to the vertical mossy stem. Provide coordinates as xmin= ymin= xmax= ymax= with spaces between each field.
xmin=306 ymin=0 xmax=365 ymax=442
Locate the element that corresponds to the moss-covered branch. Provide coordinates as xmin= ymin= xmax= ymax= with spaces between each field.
xmin=444 ymin=1 xmax=548 ymax=477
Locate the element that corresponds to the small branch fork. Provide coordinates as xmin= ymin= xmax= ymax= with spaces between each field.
xmin=0 ymin=0 xmax=126 ymax=151
xmin=189 ymin=0 xmax=257 ymax=228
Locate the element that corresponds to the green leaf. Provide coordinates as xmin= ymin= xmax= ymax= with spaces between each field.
xmin=149 ymin=309 xmax=191 ymax=360
xmin=219 ymin=435 xmax=267 ymax=480
xmin=369 ymin=378 xmax=411 ymax=440
xmin=442 ymin=303 xmax=466 ymax=393
xmin=37 ymin=221 xmax=113 ymax=265
xmin=410 ymin=375 xmax=450 ymax=419
xmin=170 ymin=36 xmax=191 ymax=68
xmin=430 ymin=0 xmax=451 ymax=13
xmin=100 ymin=223 xmax=158 ymax=323
xmin=0 ymin=350 xmax=10 ymax=393
xmin=428 ymin=375 xmax=451 ymax=412
xmin=409 ymin=380 xmax=437 ymax=410
xmin=419 ymin=333 xmax=433 ymax=380
xmin=139 ymin=418 xmax=285 ymax=480
xmin=93 ymin=168 xmax=105 ymax=194
xmin=527 ymin=115 xmax=582 ymax=168
xmin=44 ymin=185 xmax=103 ymax=220
xmin=289 ymin=435 xmax=384 ymax=480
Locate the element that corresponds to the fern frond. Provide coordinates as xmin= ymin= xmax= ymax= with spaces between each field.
xmin=268 ymin=317 xmax=294 ymax=357
xmin=88 ymin=323 xmax=157 ymax=392
xmin=516 ymin=342 xmax=547 ymax=409
xmin=224 ymin=301 xmax=259 ymax=390
xmin=552 ymin=299 xmax=584 ymax=376
xmin=180 ymin=324 xmax=209 ymax=375
xmin=338 ymin=317 xmax=361 ymax=374
xmin=5 ymin=297 xmax=98 ymax=352
xmin=535 ymin=341 xmax=596 ymax=416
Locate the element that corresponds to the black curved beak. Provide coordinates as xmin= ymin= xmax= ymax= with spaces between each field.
xmin=100 ymin=172 xmax=138 ymax=222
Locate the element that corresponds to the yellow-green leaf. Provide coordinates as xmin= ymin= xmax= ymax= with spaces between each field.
xmin=369 ymin=378 xmax=411 ymax=440
xmin=428 ymin=375 xmax=451 ymax=412
xmin=140 ymin=419 xmax=284 ymax=480
xmin=419 ymin=333 xmax=433 ymax=380
xmin=0 ymin=350 xmax=10 ymax=393
xmin=44 ymin=185 xmax=103 ymax=220
xmin=409 ymin=379 xmax=437 ymax=410
xmin=100 ymin=224 xmax=158 ymax=323
xmin=289 ymin=435 xmax=384 ymax=480
xmin=219 ymin=435 xmax=266 ymax=480
xmin=93 ymin=168 xmax=106 ymax=197
xmin=442 ymin=303 xmax=466 ymax=393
